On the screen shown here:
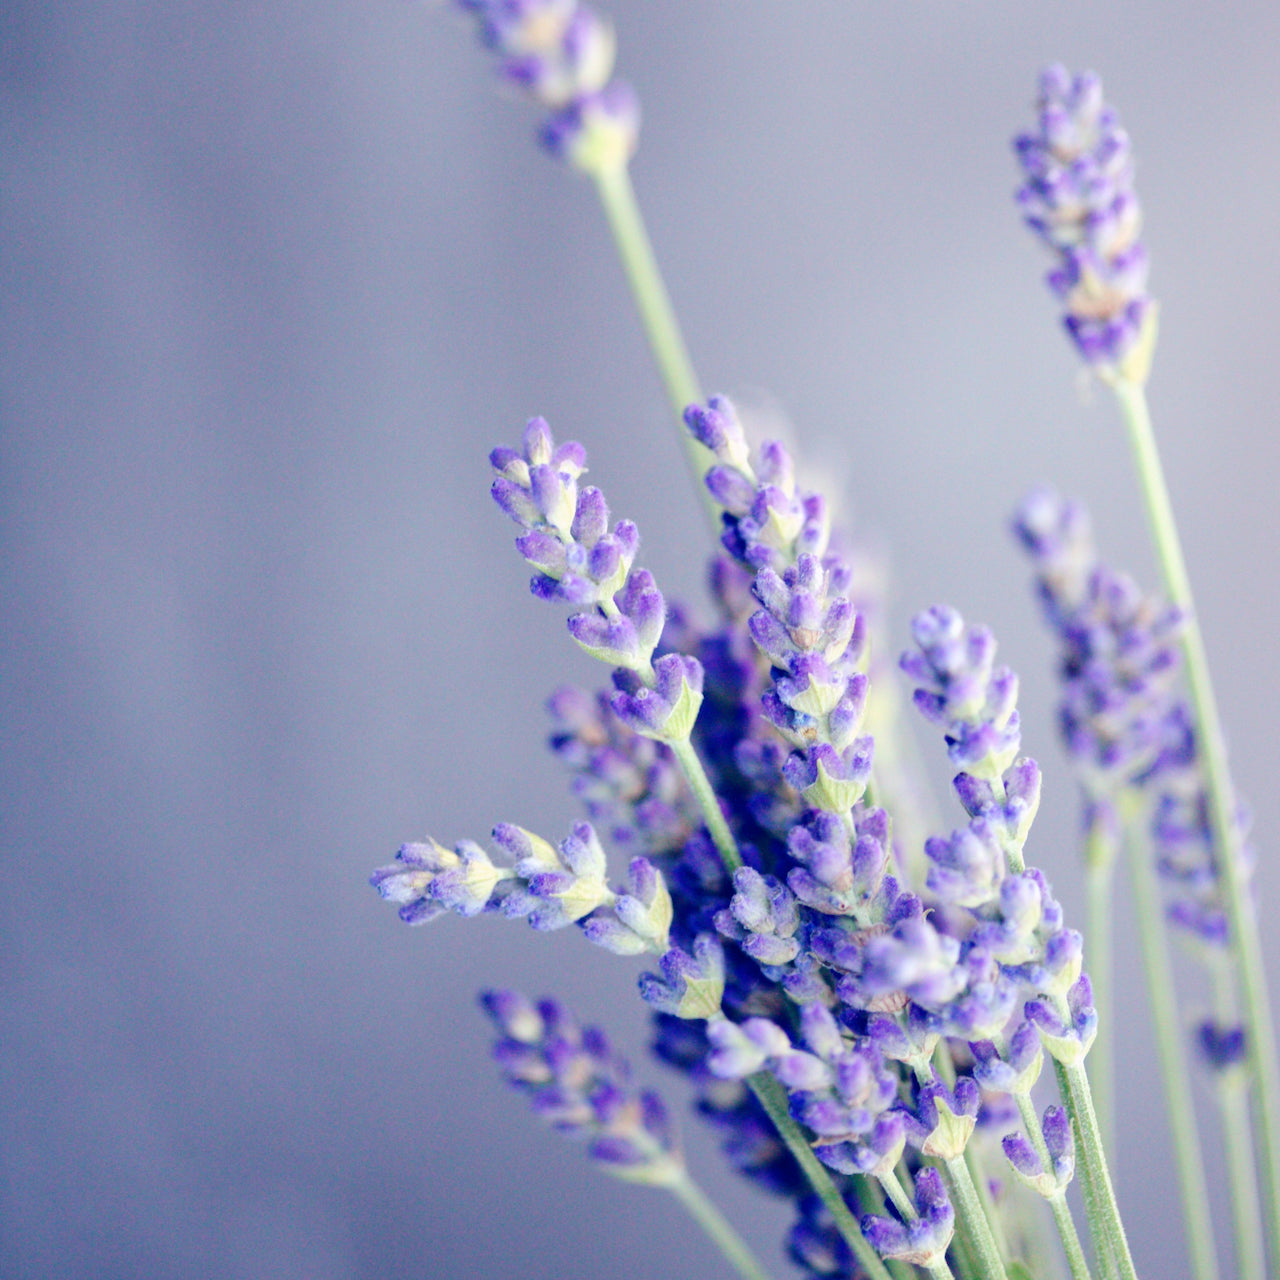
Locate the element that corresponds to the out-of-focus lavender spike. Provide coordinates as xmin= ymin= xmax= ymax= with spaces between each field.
xmin=480 ymin=990 xmax=684 ymax=1185
xmin=1013 ymin=66 xmax=1154 ymax=372
xmin=455 ymin=0 xmax=640 ymax=172
xmin=546 ymin=686 xmax=698 ymax=860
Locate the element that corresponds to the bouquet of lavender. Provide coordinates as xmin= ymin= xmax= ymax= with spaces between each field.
xmin=369 ymin=7 xmax=1279 ymax=1279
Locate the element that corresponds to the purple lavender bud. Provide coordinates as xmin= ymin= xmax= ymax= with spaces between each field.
xmin=567 ymin=609 xmax=642 ymax=667
xmin=541 ymin=80 xmax=640 ymax=171
xmin=705 ymin=464 xmax=758 ymax=516
xmin=799 ymin=1004 xmax=847 ymax=1062
xmin=706 ymin=1017 xmax=791 ymax=1079
xmin=925 ymin=821 xmax=1005 ymax=908
xmin=480 ymin=987 xmax=682 ymax=1186
xmin=638 ymin=934 xmax=726 ymax=1020
xmin=481 ymin=989 xmax=545 ymax=1043
xmin=788 ymin=1195 xmax=859 ymax=1277
xmin=972 ymin=1020 xmax=1044 ymax=1095
xmin=1042 ymin=1104 xmax=1074 ymax=1175
xmin=773 ymin=1050 xmax=833 ymax=1094
xmin=905 ymin=1075 xmax=981 ymax=1161
xmin=610 ymin=652 xmax=705 ymax=741
xmin=571 ymin=484 xmax=609 ymax=545
xmin=860 ymin=1167 xmax=954 ymax=1266
xmin=1026 ymin=973 xmax=1098 ymax=1065
xmin=783 ymin=740 xmax=873 ymax=815
xmin=1002 ymin=1130 xmax=1044 ymax=1181
xmin=614 ymin=566 xmax=666 ymax=660
xmin=861 ymin=916 xmax=965 ymax=1011
xmin=1197 ymin=1020 xmax=1248 ymax=1072
xmin=683 ymin=395 xmax=751 ymax=466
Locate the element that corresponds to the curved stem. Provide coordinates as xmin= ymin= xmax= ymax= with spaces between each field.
xmin=667 ymin=735 xmax=742 ymax=873
xmin=1110 ymin=373 xmax=1280 ymax=1269
xmin=1123 ymin=797 xmax=1221 ymax=1280
xmin=745 ymin=1073 xmax=894 ymax=1280
xmin=591 ymin=163 xmax=719 ymax=527
xmin=668 ymin=1169 xmax=776 ymax=1280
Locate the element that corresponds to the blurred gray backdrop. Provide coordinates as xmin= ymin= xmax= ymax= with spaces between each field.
xmin=3 ymin=3 xmax=1279 ymax=1277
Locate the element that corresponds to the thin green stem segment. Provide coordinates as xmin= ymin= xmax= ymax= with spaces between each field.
xmin=1110 ymin=373 xmax=1280 ymax=1269
xmin=1009 ymin=1088 xmax=1094 ymax=1280
xmin=1054 ymin=1059 xmax=1138 ymax=1280
xmin=745 ymin=1073 xmax=894 ymax=1280
xmin=667 ymin=735 xmax=742 ymax=873
xmin=1123 ymin=799 xmax=1221 ymax=1280
xmin=941 ymin=1152 xmax=1010 ymax=1280
xmin=590 ymin=162 xmax=719 ymax=525
xmin=668 ymin=1170 xmax=776 ymax=1280
xmin=1221 ymin=1074 xmax=1267 ymax=1280
xmin=1083 ymin=805 xmax=1118 ymax=1159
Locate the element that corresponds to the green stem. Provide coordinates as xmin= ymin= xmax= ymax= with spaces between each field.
xmin=1047 ymin=1193 xmax=1095 ymax=1280
xmin=745 ymin=1073 xmax=894 ymax=1280
xmin=590 ymin=162 xmax=718 ymax=525
xmin=1123 ymin=797 xmax=1221 ymax=1280
xmin=668 ymin=1169 xmax=776 ymax=1280
xmin=1083 ymin=803 xmax=1118 ymax=1160
xmin=1054 ymin=1058 xmax=1138 ymax=1280
xmin=1110 ymin=373 xmax=1280 ymax=1268
xmin=667 ymin=735 xmax=742 ymax=873
xmin=1220 ymin=1071 xmax=1266 ymax=1280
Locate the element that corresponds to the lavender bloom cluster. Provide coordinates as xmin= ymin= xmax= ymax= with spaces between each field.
xmin=456 ymin=0 xmax=640 ymax=169
xmin=1014 ymin=64 xmax=1152 ymax=368
xmin=366 ymin=22 xmax=1273 ymax=1278
xmin=371 ymin=394 xmax=1125 ymax=1275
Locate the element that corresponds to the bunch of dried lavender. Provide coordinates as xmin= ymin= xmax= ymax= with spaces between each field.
xmin=365 ymin=11 xmax=1278 ymax=1280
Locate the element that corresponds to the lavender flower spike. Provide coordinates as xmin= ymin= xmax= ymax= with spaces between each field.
xmin=454 ymin=1 xmax=640 ymax=173
xmin=1014 ymin=65 xmax=1156 ymax=379
xmin=481 ymin=989 xmax=684 ymax=1186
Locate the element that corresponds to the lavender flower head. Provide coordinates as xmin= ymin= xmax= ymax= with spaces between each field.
xmin=456 ymin=0 xmax=640 ymax=171
xmin=481 ymin=990 xmax=683 ymax=1185
xmin=1014 ymin=65 xmax=1154 ymax=374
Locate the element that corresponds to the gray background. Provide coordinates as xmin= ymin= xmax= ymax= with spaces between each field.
xmin=4 ymin=2 xmax=1279 ymax=1277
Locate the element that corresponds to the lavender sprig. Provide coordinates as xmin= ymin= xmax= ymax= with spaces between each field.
xmin=901 ymin=604 xmax=1125 ymax=1280
xmin=455 ymin=0 xmax=639 ymax=173
xmin=1016 ymin=71 xmax=1280 ymax=1270
xmin=482 ymin=990 xmax=774 ymax=1280
xmin=492 ymin=417 xmax=742 ymax=871
xmin=1015 ymin=486 xmax=1228 ymax=1280
xmin=1014 ymin=64 xmax=1155 ymax=379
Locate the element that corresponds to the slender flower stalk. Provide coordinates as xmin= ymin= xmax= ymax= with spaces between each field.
xmin=1109 ymin=375 xmax=1280 ymax=1269
xmin=1015 ymin=64 xmax=1280 ymax=1272
xmin=365 ymin=20 xmax=1278 ymax=1280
